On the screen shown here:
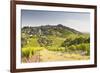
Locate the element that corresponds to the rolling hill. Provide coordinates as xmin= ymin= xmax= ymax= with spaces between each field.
xmin=21 ymin=24 xmax=82 ymax=37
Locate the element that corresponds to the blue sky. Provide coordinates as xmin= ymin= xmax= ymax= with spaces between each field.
xmin=21 ymin=10 xmax=90 ymax=32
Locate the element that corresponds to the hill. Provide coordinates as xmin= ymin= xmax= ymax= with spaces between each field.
xmin=21 ymin=24 xmax=90 ymax=63
xmin=21 ymin=24 xmax=82 ymax=37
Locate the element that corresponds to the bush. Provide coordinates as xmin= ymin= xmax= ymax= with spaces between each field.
xmin=76 ymin=43 xmax=90 ymax=55
xmin=47 ymin=46 xmax=58 ymax=51
xmin=22 ymin=47 xmax=45 ymax=58
xmin=58 ymin=47 xmax=65 ymax=52
xmin=22 ymin=48 xmax=30 ymax=58
xmin=47 ymin=46 xmax=65 ymax=52
xmin=68 ymin=45 xmax=76 ymax=51
xmin=61 ymin=38 xmax=72 ymax=47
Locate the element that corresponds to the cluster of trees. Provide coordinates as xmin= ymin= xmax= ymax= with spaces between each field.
xmin=61 ymin=36 xmax=90 ymax=47
xmin=65 ymin=44 xmax=90 ymax=55
xmin=36 ymin=35 xmax=90 ymax=56
xmin=61 ymin=36 xmax=90 ymax=56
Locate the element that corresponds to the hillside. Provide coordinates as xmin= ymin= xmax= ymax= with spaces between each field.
xmin=21 ymin=24 xmax=90 ymax=63
xmin=21 ymin=24 xmax=82 ymax=37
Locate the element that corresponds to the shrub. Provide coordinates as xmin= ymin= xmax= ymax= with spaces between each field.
xmin=47 ymin=46 xmax=65 ymax=52
xmin=47 ymin=46 xmax=58 ymax=51
xmin=58 ymin=47 xmax=65 ymax=52
xmin=22 ymin=48 xmax=30 ymax=58
xmin=68 ymin=45 xmax=76 ymax=51
xmin=22 ymin=47 xmax=45 ymax=58
xmin=75 ymin=43 xmax=90 ymax=55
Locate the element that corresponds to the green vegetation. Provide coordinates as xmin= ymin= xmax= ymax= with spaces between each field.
xmin=21 ymin=24 xmax=90 ymax=63
xmin=22 ymin=47 xmax=45 ymax=58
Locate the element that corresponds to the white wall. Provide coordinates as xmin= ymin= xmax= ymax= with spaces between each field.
xmin=0 ymin=0 xmax=100 ymax=73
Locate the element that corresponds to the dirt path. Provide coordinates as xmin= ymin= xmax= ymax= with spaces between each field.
xmin=22 ymin=49 xmax=90 ymax=63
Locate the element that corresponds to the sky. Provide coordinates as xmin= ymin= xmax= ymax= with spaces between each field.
xmin=21 ymin=10 xmax=90 ymax=33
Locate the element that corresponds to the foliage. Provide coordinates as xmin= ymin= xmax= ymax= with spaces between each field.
xmin=68 ymin=45 xmax=76 ymax=51
xmin=61 ymin=35 xmax=90 ymax=47
xmin=22 ymin=47 xmax=45 ymax=58
xmin=37 ymin=36 xmax=53 ymax=47
xmin=75 ymin=43 xmax=90 ymax=55
xmin=47 ymin=46 xmax=65 ymax=52
xmin=21 ymin=25 xmax=90 ymax=62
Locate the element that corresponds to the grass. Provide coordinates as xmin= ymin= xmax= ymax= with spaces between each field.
xmin=21 ymin=34 xmax=90 ymax=63
xmin=22 ymin=49 xmax=90 ymax=63
xmin=24 ymin=37 xmax=40 ymax=47
xmin=47 ymin=35 xmax=66 ymax=47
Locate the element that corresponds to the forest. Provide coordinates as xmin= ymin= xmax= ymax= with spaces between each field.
xmin=21 ymin=24 xmax=90 ymax=63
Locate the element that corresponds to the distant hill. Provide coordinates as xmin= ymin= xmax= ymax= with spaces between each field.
xmin=21 ymin=24 xmax=82 ymax=37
